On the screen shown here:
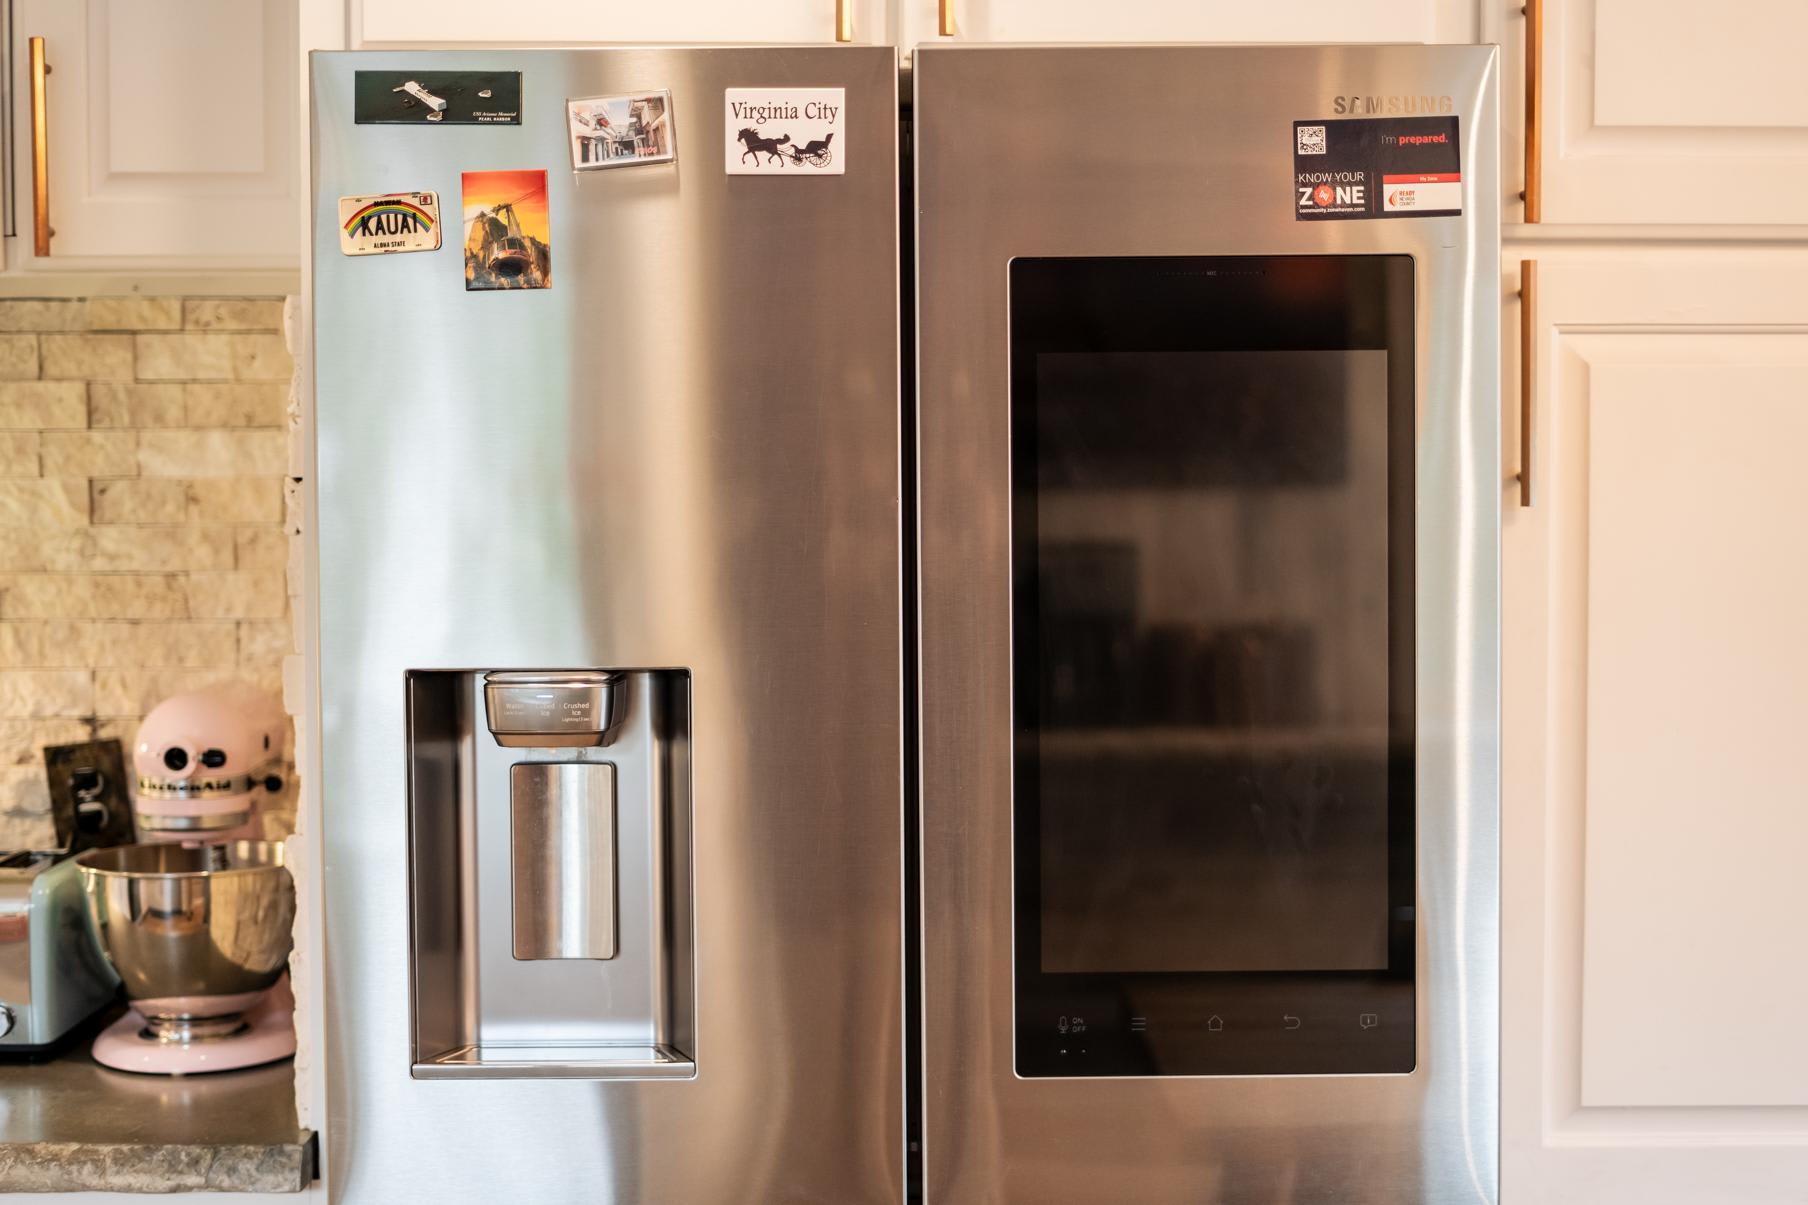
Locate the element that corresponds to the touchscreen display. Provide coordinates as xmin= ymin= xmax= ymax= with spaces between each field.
xmin=1009 ymin=256 xmax=1416 ymax=1077
xmin=1031 ymin=350 xmax=1392 ymax=974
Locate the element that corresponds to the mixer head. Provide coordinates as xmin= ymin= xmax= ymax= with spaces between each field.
xmin=131 ymin=683 xmax=285 ymax=842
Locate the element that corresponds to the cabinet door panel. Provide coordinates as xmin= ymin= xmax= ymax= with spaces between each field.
xmin=909 ymin=0 xmax=1475 ymax=43
xmin=1508 ymin=0 xmax=1808 ymax=224
xmin=13 ymin=0 xmax=297 ymax=266
xmin=357 ymin=0 xmax=887 ymax=46
xmin=1503 ymin=258 xmax=1808 ymax=1203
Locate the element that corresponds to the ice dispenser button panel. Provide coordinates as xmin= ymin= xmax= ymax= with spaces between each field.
xmin=484 ymin=670 xmax=623 ymax=747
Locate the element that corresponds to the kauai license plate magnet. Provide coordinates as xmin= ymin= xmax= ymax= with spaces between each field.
xmin=339 ymin=192 xmax=442 ymax=255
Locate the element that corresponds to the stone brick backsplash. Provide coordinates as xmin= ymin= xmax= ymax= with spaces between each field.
xmin=0 ymin=298 xmax=297 ymax=850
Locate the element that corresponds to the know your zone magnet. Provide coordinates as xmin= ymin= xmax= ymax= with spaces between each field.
xmin=724 ymin=88 xmax=844 ymax=175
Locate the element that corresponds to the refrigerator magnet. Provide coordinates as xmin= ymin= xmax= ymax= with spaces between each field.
xmin=1292 ymin=117 xmax=1462 ymax=220
xmin=354 ymin=71 xmax=523 ymax=124
xmin=725 ymin=88 xmax=845 ymax=175
xmin=567 ymin=91 xmax=676 ymax=171
xmin=462 ymin=170 xmax=551 ymax=290
xmin=338 ymin=192 xmax=442 ymax=256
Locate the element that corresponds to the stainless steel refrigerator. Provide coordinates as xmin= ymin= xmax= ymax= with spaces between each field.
xmin=313 ymin=41 xmax=1500 ymax=1205
xmin=310 ymin=47 xmax=904 ymax=1203
xmin=915 ymin=44 xmax=1501 ymax=1204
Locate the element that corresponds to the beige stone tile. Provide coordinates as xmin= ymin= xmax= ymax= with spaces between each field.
xmin=0 ymin=433 xmax=39 ymax=476
xmin=184 ymin=299 xmax=286 ymax=331
xmin=0 ymin=621 xmax=93 ymax=667
xmin=0 ymin=300 xmax=84 ymax=333
xmin=93 ymin=668 xmax=230 ymax=716
xmin=86 ymin=296 xmax=183 ymax=331
xmin=0 ymin=479 xmax=86 ymax=526
xmin=0 ymin=529 xmax=47 ymax=571
xmin=88 ymin=620 xmax=238 ymax=668
xmin=0 ymin=814 xmax=55 ymax=850
xmin=136 ymin=333 xmax=291 ymax=382
xmin=234 ymin=527 xmax=286 ymax=570
xmin=185 ymin=477 xmax=282 ymax=523
xmin=90 ymin=382 xmax=185 ymax=428
xmin=139 ymin=429 xmax=285 ymax=477
xmin=40 ymin=525 xmax=232 ymax=573
xmin=0 ymin=668 xmax=92 ymax=717
xmin=0 ymin=573 xmax=188 ymax=619
xmin=41 ymin=333 xmax=134 ymax=380
xmin=0 ymin=766 xmax=55 ymax=848
xmin=237 ymin=619 xmax=291 ymax=666
xmin=0 ymin=718 xmax=94 ymax=767
xmin=184 ymin=383 xmax=287 ymax=427
xmin=0 ymin=335 xmax=39 ymax=380
xmin=134 ymin=333 xmax=229 ymax=380
xmin=231 ymin=334 xmax=291 ymax=381
xmin=184 ymin=571 xmax=284 ymax=619
xmin=40 ymin=431 xmax=137 ymax=478
xmin=92 ymin=478 xmax=186 ymax=525
xmin=0 ymin=381 xmax=86 ymax=429
xmin=92 ymin=716 xmax=141 ymax=749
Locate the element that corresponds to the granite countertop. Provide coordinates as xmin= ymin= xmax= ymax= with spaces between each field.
xmin=0 ymin=1012 xmax=315 ymax=1194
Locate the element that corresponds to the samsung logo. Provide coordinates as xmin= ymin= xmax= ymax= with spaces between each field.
xmin=1332 ymin=94 xmax=1454 ymax=115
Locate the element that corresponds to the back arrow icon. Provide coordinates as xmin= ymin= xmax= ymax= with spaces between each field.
xmin=1283 ymin=1014 xmax=1302 ymax=1030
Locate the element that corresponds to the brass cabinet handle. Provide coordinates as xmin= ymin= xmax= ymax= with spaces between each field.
xmin=29 ymin=36 xmax=52 ymax=256
xmin=939 ymin=0 xmax=955 ymax=36
xmin=1522 ymin=0 xmax=1542 ymax=222
xmin=1518 ymin=259 xmax=1536 ymax=508
xmin=836 ymin=0 xmax=852 ymax=41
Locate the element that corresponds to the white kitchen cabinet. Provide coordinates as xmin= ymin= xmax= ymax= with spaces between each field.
xmin=1502 ymin=256 xmax=1808 ymax=1203
xmin=10 ymin=0 xmax=298 ymax=270
xmin=902 ymin=0 xmax=1477 ymax=47
xmin=354 ymin=0 xmax=892 ymax=47
xmin=1500 ymin=0 xmax=1808 ymax=225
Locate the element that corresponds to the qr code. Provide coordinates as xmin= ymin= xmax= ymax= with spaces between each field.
xmin=1297 ymin=125 xmax=1327 ymax=155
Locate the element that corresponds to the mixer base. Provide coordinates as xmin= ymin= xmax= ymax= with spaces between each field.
xmin=92 ymin=978 xmax=295 ymax=1075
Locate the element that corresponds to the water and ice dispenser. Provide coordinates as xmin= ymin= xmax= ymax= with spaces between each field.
xmin=404 ymin=669 xmax=695 ymax=1079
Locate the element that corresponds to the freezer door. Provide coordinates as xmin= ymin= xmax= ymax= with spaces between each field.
xmin=311 ymin=47 xmax=902 ymax=1203
xmin=915 ymin=44 xmax=1500 ymax=1204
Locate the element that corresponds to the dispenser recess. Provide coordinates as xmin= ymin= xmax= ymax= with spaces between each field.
xmin=405 ymin=668 xmax=695 ymax=1079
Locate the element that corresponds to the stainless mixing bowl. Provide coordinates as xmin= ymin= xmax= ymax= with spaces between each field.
xmin=77 ymin=841 xmax=294 ymax=1039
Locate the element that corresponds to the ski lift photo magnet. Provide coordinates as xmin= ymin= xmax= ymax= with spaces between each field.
xmin=461 ymin=170 xmax=551 ymax=291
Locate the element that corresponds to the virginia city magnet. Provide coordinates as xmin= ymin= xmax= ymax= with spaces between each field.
xmin=338 ymin=192 xmax=442 ymax=255
xmin=724 ymin=88 xmax=844 ymax=176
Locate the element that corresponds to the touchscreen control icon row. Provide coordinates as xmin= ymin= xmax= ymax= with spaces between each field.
xmin=1103 ymin=1012 xmax=1387 ymax=1034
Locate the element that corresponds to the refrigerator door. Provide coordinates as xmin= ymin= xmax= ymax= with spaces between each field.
xmin=915 ymin=45 xmax=1500 ymax=1203
xmin=311 ymin=48 xmax=902 ymax=1202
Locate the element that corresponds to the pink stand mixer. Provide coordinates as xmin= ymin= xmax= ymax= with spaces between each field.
xmin=75 ymin=684 xmax=297 ymax=1074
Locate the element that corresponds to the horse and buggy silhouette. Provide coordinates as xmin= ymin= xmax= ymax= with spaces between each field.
xmin=736 ymin=128 xmax=835 ymax=168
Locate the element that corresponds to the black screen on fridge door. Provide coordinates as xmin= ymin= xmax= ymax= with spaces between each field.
xmin=1009 ymin=256 xmax=1416 ymax=1077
